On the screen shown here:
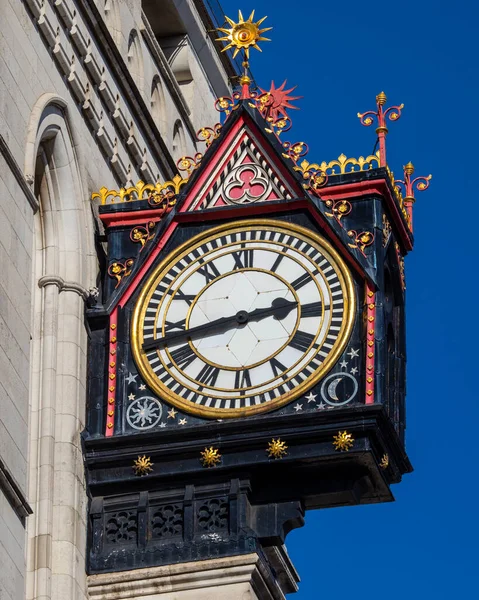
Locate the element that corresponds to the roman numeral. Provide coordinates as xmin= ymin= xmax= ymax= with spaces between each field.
xmin=197 ymin=261 xmax=221 ymax=283
xmin=164 ymin=318 xmax=186 ymax=332
xmin=234 ymin=369 xmax=251 ymax=389
xmin=269 ymin=357 xmax=288 ymax=380
xmin=232 ymin=248 xmax=254 ymax=269
xmin=174 ymin=289 xmax=196 ymax=305
xmin=301 ymin=301 xmax=324 ymax=318
xmin=196 ymin=364 xmax=220 ymax=389
xmin=289 ymin=330 xmax=316 ymax=352
xmin=291 ymin=272 xmax=313 ymax=291
xmin=270 ymin=247 xmax=288 ymax=273
xmin=170 ymin=344 xmax=196 ymax=369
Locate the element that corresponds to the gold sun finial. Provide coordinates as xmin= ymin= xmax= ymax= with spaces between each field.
xmin=266 ymin=438 xmax=288 ymax=459
xmin=332 ymin=431 xmax=354 ymax=452
xmin=200 ymin=446 xmax=222 ymax=468
xmin=216 ymin=10 xmax=272 ymax=59
xmin=133 ymin=455 xmax=153 ymax=476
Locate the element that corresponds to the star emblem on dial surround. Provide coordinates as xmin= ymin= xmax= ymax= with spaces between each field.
xmin=132 ymin=222 xmax=354 ymax=418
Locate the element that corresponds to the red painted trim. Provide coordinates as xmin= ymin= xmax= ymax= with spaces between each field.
xmin=181 ymin=113 xmax=305 ymax=212
xmin=175 ymin=199 xmax=368 ymax=282
xmin=365 ymin=282 xmax=376 ymax=405
xmin=105 ymin=308 xmax=118 ymax=436
xmin=321 ymin=179 xmax=413 ymax=252
xmin=181 ymin=119 xmax=245 ymax=212
xmin=100 ymin=209 xmax=171 ymax=228
xmin=118 ymin=221 xmax=179 ymax=308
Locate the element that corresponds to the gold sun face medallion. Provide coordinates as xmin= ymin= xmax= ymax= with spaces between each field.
xmin=131 ymin=220 xmax=355 ymax=418
xmin=216 ymin=11 xmax=272 ymax=59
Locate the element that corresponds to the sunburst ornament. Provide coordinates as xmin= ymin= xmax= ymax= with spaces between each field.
xmin=216 ymin=10 xmax=272 ymax=59
xmin=258 ymin=81 xmax=302 ymax=121
xmin=332 ymin=431 xmax=354 ymax=452
xmin=266 ymin=438 xmax=288 ymax=459
xmin=200 ymin=446 xmax=222 ymax=468
xmin=133 ymin=455 xmax=153 ymax=476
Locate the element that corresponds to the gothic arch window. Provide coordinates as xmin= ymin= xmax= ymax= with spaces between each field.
xmin=172 ymin=119 xmax=186 ymax=160
xmin=104 ymin=0 xmax=122 ymax=45
xmin=127 ymin=30 xmax=144 ymax=93
xmin=25 ymin=96 xmax=95 ymax=600
xmin=151 ymin=76 xmax=167 ymax=136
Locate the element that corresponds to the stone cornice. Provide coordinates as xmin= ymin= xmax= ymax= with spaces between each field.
xmin=87 ymin=553 xmax=294 ymax=600
xmin=0 ymin=455 xmax=32 ymax=522
xmin=0 ymin=134 xmax=39 ymax=213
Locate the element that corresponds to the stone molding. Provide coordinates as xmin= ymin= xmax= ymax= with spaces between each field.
xmin=87 ymin=553 xmax=291 ymax=600
xmin=0 ymin=134 xmax=39 ymax=213
xmin=0 ymin=455 xmax=32 ymax=521
xmin=38 ymin=274 xmax=98 ymax=302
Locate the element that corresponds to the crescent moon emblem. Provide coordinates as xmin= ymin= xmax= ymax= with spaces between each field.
xmin=327 ymin=377 xmax=343 ymax=401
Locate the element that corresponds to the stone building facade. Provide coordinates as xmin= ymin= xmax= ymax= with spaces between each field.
xmin=0 ymin=2 xmax=233 ymax=599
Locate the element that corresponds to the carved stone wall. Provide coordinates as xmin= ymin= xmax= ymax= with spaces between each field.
xmin=0 ymin=1 xmax=232 ymax=599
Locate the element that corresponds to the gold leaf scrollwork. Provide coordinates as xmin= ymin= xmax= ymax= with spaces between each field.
xmin=130 ymin=222 xmax=156 ymax=250
xmin=177 ymin=153 xmax=203 ymax=177
xmin=382 ymin=214 xmax=392 ymax=247
xmin=108 ymin=258 xmax=135 ymax=288
xmin=196 ymin=124 xmax=222 ymax=147
xmin=347 ymin=230 xmax=375 ymax=256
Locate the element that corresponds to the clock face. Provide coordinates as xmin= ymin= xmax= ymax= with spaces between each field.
xmin=131 ymin=220 xmax=355 ymax=417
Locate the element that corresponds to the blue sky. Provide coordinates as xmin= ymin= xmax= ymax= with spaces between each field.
xmin=220 ymin=1 xmax=478 ymax=597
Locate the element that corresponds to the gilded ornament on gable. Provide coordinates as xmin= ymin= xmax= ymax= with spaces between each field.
xmin=332 ymin=431 xmax=354 ymax=452
xmin=382 ymin=214 xmax=392 ymax=247
xmin=108 ymin=258 xmax=134 ymax=288
xmin=177 ymin=153 xmax=203 ymax=176
xmin=282 ymin=140 xmax=308 ymax=164
xmin=266 ymin=438 xmax=288 ymax=459
xmin=130 ymin=222 xmax=156 ymax=250
xmin=196 ymin=124 xmax=222 ymax=147
xmin=133 ymin=455 xmax=153 ymax=476
xmin=200 ymin=447 xmax=222 ymax=468
xmin=325 ymin=199 xmax=352 ymax=226
xmin=379 ymin=454 xmax=389 ymax=469
xmin=347 ymin=230 xmax=374 ymax=255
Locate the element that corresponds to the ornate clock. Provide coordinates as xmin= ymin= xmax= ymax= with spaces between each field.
xmin=132 ymin=219 xmax=355 ymax=417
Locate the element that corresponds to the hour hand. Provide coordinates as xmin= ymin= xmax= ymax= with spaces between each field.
xmin=248 ymin=298 xmax=297 ymax=322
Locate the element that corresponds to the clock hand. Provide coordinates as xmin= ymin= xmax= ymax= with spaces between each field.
xmin=142 ymin=298 xmax=298 ymax=351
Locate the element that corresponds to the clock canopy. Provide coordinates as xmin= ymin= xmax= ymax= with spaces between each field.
xmin=84 ymin=74 xmax=423 ymax=579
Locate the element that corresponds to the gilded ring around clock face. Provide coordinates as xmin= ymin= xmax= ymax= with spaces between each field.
xmin=131 ymin=219 xmax=355 ymax=418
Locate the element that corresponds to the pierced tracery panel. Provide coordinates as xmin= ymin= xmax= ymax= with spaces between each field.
xmin=196 ymin=498 xmax=229 ymax=532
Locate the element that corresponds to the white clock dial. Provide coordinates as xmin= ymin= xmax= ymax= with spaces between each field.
xmin=132 ymin=220 xmax=355 ymax=418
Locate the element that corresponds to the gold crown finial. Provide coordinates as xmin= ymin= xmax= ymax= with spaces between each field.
xmin=215 ymin=10 xmax=272 ymax=59
xmin=376 ymin=91 xmax=387 ymax=105
xmin=404 ymin=161 xmax=415 ymax=175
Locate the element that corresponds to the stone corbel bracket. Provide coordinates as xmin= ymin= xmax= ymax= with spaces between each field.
xmin=38 ymin=275 xmax=99 ymax=304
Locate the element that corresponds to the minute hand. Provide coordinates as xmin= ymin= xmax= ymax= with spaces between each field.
xmin=142 ymin=299 xmax=298 ymax=351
